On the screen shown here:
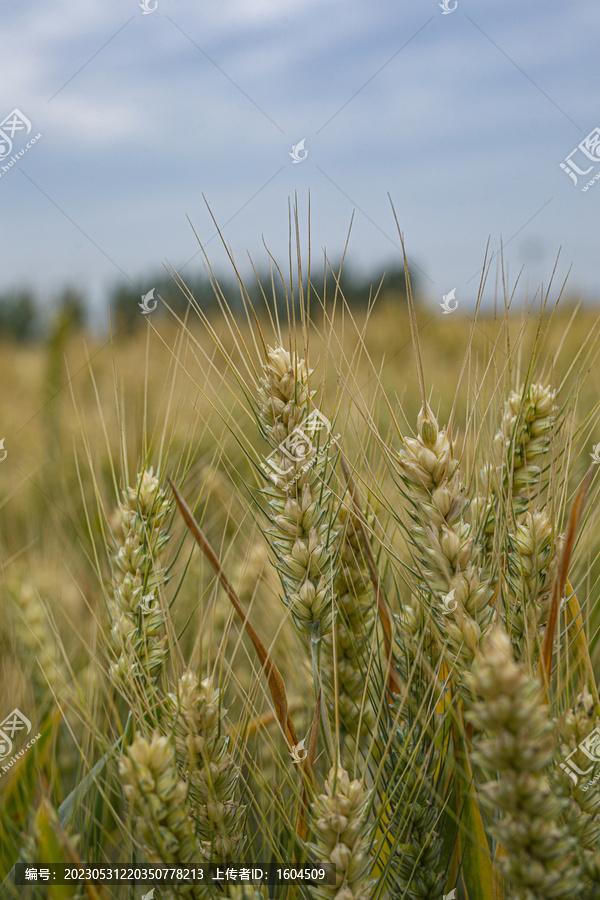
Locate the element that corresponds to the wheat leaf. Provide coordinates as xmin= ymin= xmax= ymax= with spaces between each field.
xmin=539 ymin=466 xmax=593 ymax=693
xmin=456 ymin=742 xmax=493 ymax=900
xmin=564 ymin=576 xmax=600 ymax=707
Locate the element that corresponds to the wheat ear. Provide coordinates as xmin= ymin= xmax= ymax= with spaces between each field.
xmin=167 ymin=670 xmax=245 ymax=863
xmin=108 ymin=468 xmax=171 ymax=705
xmin=257 ymin=344 xmax=340 ymax=639
xmin=119 ymin=732 xmax=211 ymax=899
xmin=468 ymin=625 xmax=581 ymax=897
xmin=323 ymin=499 xmax=376 ymax=755
xmin=396 ymin=404 xmax=495 ymax=684
xmin=504 ymin=508 xmax=562 ymax=663
xmin=309 ymin=765 xmax=374 ymax=900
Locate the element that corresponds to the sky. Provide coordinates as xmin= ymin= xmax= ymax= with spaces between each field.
xmin=1 ymin=0 xmax=600 ymax=327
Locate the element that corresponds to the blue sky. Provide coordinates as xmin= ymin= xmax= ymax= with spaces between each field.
xmin=1 ymin=0 xmax=600 ymax=325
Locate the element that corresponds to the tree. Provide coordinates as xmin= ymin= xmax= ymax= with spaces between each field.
xmin=0 ymin=289 xmax=40 ymax=342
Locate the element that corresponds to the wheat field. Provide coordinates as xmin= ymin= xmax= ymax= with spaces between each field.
xmin=2 ymin=230 xmax=600 ymax=900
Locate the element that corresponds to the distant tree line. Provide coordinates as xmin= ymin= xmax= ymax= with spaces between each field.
xmin=0 ymin=288 xmax=85 ymax=342
xmin=0 ymin=263 xmax=412 ymax=342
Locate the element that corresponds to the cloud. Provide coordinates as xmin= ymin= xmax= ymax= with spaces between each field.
xmin=0 ymin=0 xmax=599 ymax=312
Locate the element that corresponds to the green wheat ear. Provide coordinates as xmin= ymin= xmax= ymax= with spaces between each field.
xmin=257 ymin=344 xmax=341 ymax=639
xmin=107 ymin=467 xmax=172 ymax=711
xmin=322 ymin=499 xmax=377 ymax=762
xmin=309 ymin=765 xmax=374 ymax=900
xmin=467 ymin=624 xmax=581 ymax=897
xmin=167 ymin=670 xmax=245 ymax=863
xmin=395 ymin=401 xmax=495 ymax=690
xmin=119 ymin=733 xmax=207 ymax=890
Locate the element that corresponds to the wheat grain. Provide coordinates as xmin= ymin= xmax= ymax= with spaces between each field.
xmin=381 ymin=717 xmax=444 ymax=900
xmin=9 ymin=580 xmax=63 ymax=696
xmin=309 ymin=765 xmax=373 ymax=900
xmin=474 ymin=383 xmax=558 ymax=554
xmin=494 ymin=384 xmax=557 ymax=502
